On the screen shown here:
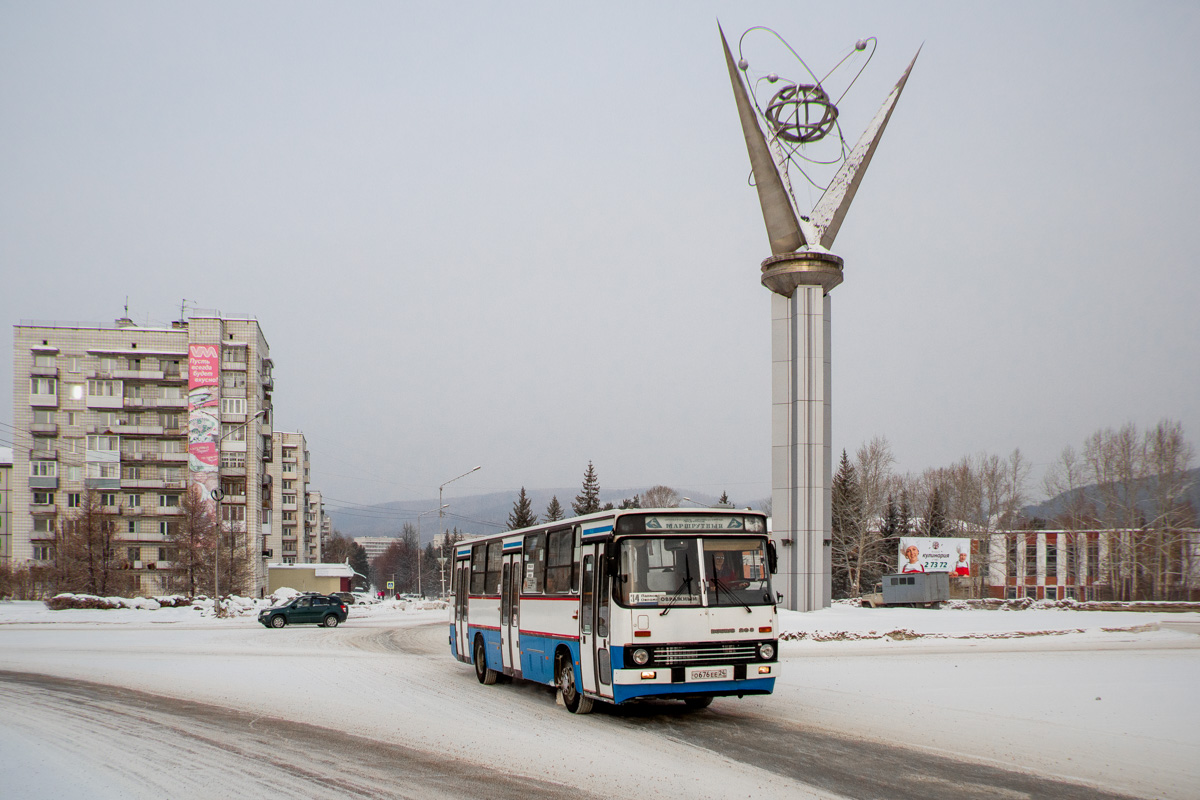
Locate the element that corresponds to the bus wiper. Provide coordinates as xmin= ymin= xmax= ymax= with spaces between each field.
xmin=659 ymin=563 xmax=694 ymax=617
xmin=710 ymin=575 xmax=753 ymax=613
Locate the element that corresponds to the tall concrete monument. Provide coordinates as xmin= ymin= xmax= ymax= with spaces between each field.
xmin=721 ymin=26 xmax=918 ymax=611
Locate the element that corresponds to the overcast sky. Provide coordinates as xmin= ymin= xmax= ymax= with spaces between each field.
xmin=3 ymin=1 xmax=1198 ymax=513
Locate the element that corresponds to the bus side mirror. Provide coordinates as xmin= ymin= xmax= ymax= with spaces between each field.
xmin=766 ymin=541 xmax=778 ymax=574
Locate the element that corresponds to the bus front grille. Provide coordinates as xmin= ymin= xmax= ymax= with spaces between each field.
xmin=654 ymin=643 xmax=759 ymax=666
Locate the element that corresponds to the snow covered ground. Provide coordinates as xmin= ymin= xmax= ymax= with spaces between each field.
xmin=1 ymin=596 xmax=1197 ymax=799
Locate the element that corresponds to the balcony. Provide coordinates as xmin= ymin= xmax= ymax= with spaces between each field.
xmin=30 ymin=448 xmax=58 ymax=460
xmin=30 ymin=422 xmax=58 ymax=435
xmin=121 ymin=479 xmax=186 ymax=490
xmin=86 ymin=395 xmax=123 ymax=410
xmin=154 ymin=397 xmax=187 ymax=409
xmin=29 ymin=393 xmax=58 ymax=408
xmin=111 ymin=424 xmax=165 ymax=436
xmin=29 ymin=476 xmax=58 ymax=490
xmin=31 ymin=365 xmax=59 ymax=377
xmin=112 ymin=369 xmax=164 ymax=381
xmin=31 ymin=504 xmax=58 ymax=515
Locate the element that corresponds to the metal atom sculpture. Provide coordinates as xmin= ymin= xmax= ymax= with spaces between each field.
xmin=720 ymin=24 xmax=919 ymax=612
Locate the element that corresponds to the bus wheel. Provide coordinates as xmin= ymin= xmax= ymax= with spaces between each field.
xmin=557 ymin=654 xmax=593 ymax=714
xmin=684 ymin=696 xmax=713 ymax=710
xmin=474 ymin=636 xmax=498 ymax=685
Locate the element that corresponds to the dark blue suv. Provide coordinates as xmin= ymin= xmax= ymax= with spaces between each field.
xmin=258 ymin=594 xmax=348 ymax=628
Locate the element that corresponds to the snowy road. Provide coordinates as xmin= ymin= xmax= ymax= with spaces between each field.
xmin=2 ymin=603 xmax=1197 ymax=799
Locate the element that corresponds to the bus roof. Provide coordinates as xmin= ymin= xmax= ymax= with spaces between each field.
xmin=454 ymin=507 xmax=768 ymax=557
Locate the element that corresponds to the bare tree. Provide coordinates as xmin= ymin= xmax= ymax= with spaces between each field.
xmin=641 ymin=485 xmax=681 ymax=508
xmin=54 ymin=490 xmax=132 ymax=596
xmin=169 ymin=484 xmax=216 ymax=597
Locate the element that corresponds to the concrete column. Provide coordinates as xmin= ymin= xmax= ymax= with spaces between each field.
xmin=771 ymin=286 xmax=833 ymax=611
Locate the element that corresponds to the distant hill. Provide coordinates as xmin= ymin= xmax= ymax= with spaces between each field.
xmin=328 ymin=487 xmax=753 ymax=543
xmin=1022 ymin=467 xmax=1200 ymax=526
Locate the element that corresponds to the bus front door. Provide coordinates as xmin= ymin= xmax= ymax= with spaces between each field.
xmin=578 ymin=549 xmax=614 ymax=701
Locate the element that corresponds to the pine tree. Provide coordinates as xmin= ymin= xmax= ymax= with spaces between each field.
xmin=895 ymin=492 xmax=913 ymax=571
xmin=831 ymin=450 xmax=865 ymax=598
xmin=572 ymin=461 xmax=601 ymax=515
xmin=508 ymin=487 xmax=538 ymax=530
xmin=544 ymin=495 xmax=565 ymax=522
xmin=921 ymin=486 xmax=950 ymax=538
xmin=618 ymin=495 xmax=642 ymax=509
xmin=718 ymin=491 xmax=731 ymax=506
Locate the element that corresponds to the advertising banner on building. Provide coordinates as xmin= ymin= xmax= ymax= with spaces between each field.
xmin=899 ymin=537 xmax=971 ymax=576
xmin=188 ymin=343 xmax=220 ymax=516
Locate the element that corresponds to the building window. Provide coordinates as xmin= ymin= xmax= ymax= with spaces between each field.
xmin=160 ymin=467 xmax=181 ymax=482
xmin=161 ymin=439 xmax=184 ymax=454
xmin=221 ymin=506 xmax=245 ymax=522
xmin=1045 ymin=534 xmax=1058 ymax=578
xmin=127 ymin=520 xmax=137 ymax=534
xmin=33 ymin=409 xmax=55 ymax=425
xmin=100 ymin=493 xmax=117 ymax=507
xmin=33 ymin=545 xmax=53 ymax=561
xmin=220 ymin=452 xmax=246 ymax=469
xmin=1025 ymin=535 xmax=1038 ymax=576
xmin=99 ymin=356 xmax=117 ymax=373
xmin=220 ymin=398 xmax=247 ymax=415
xmin=66 ymin=411 xmax=79 ymax=427
xmin=159 ymin=494 xmax=179 ymax=508
xmin=282 ymin=479 xmax=294 ymax=490
xmin=161 ymin=386 xmax=183 ymax=400
xmin=160 ymin=412 xmax=181 ymax=428
xmin=33 ymin=491 xmax=55 ymax=506
xmin=66 ymin=383 xmax=84 ymax=401
xmin=124 ymin=466 xmax=142 ymax=480
xmin=69 ymin=356 xmax=82 ymax=373
xmin=31 ymin=377 xmax=57 ymax=396
xmin=87 ymin=379 xmax=121 ymax=397
xmin=86 ymin=463 xmax=119 ymax=480
xmin=32 ymin=437 xmax=53 ymax=453
xmin=221 ymin=423 xmax=246 ymax=442
xmin=282 ymin=511 xmax=295 ymax=522
xmin=1087 ymin=537 xmax=1100 ymax=581
xmin=127 ymin=493 xmax=141 ymax=507
xmin=34 ymin=353 xmax=56 ymax=368
xmin=30 ymin=461 xmax=57 ymax=478
xmin=221 ymin=372 xmax=247 ymax=389
xmin=282 ymin=493 xmax=296 ymax=505
xmin=87 ymin=435 xmax=120 ymax=451
xmin=158 ymin=521 xmax=171 ymax=536
xmin=159 ymin=547 xmax=173 ymax=562
xmin=67 ymin=492 xmax=81 ymax=508
xmin=127 ymin=547 xmax=140 ymax=562
xmin=33 ymin=518 xmax=53 ymax=534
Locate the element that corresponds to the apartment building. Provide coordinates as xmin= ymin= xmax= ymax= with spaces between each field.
xmin=10 ymin=315 xmax=274 ymax=596
xmin=0 ymin=447 xmax=12 ymax=561
xmin=306 ymin=489 xmax=325 ymax=563
xmin=265 ymin=431 xmax=315 ymax=565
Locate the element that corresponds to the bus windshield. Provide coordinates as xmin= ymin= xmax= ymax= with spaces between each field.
xmin=616 ymin=536 xmax=773 ymax=608
xmin=701 ymin=537 xmax=774 ymax=607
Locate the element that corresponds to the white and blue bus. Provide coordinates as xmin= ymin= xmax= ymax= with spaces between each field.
xmin=450 ymin=507 xmax=779 ymax=714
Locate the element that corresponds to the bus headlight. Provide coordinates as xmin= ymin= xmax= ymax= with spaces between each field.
xmin=758 ymin=643 xmax=775 ymax=660
xmin=631 ymin=648 xmax=650 ymax=666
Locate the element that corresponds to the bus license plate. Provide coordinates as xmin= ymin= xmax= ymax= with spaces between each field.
xmin=688 ymin=666 xmax=731 ymax=682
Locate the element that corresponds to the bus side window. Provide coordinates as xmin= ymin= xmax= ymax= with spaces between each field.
xmin=546 ymin=529 xmax=573 ymax=595
xmin=523 ymin=532 xmax=546 ymax=593
xmin=470 ymin=545 xmax=487 ymax=595
xmin=485 ymin=541 xmax=503 ymax=596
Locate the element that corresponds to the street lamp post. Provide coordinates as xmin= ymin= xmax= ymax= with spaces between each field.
xmin=211 ymin=408 xmax=266 ymax=617
xmin=417 ymin=504 xmax=448 ymax=599
xmin=437 ymin=465 xmax=481 ymax=562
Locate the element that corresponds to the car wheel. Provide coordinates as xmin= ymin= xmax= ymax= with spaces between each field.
xmin=270 ymin=615 xmax=286 ymax=628
xmin=323 ymin=614 xmax=339 ymax=628
xmin=684 ymin=696 xmax=713 ymax=710
xmin=557 ymin=653 xmax=593 ymax=714
xmin=474 ymin=636 xmax=498 ymax=685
